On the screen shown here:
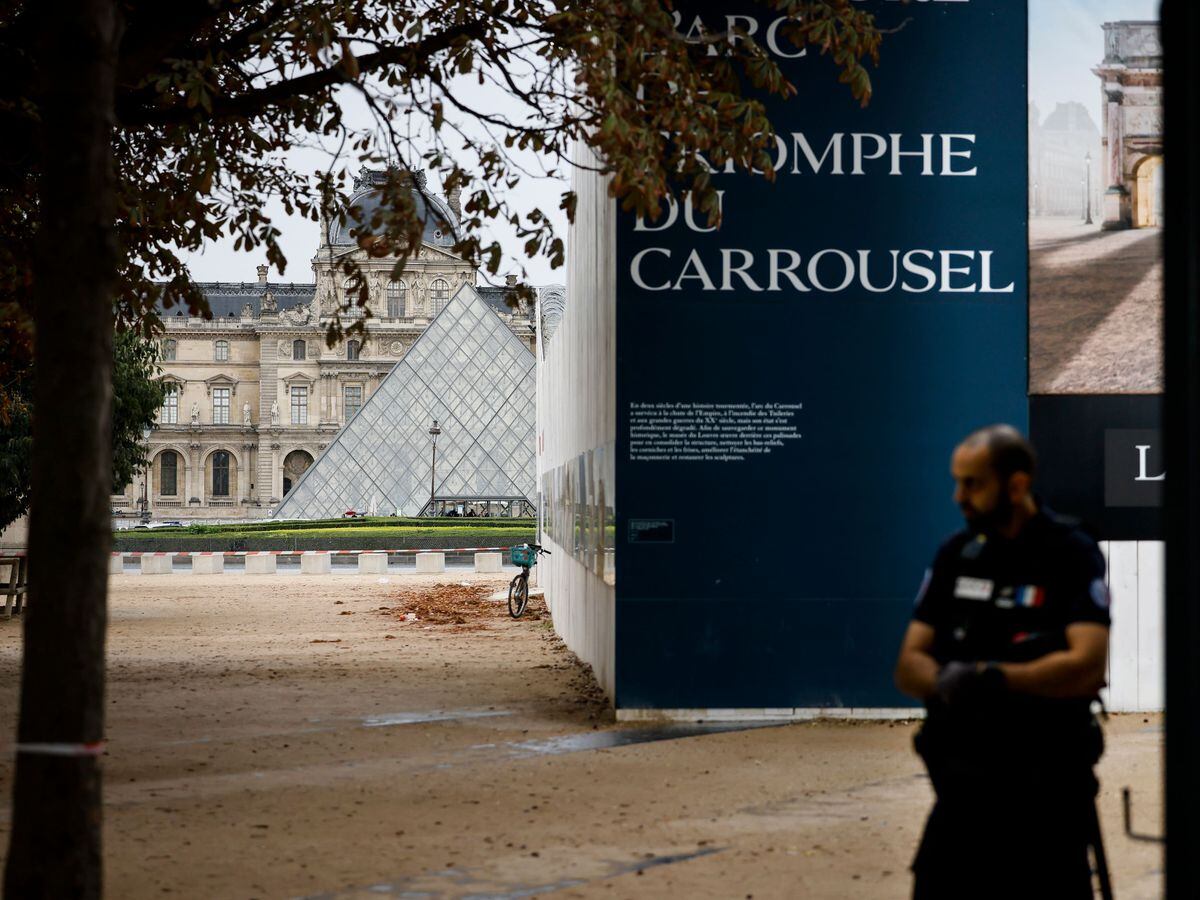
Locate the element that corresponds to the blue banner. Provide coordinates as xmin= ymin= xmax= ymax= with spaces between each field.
xmin=615 ymin=0 xmax=1029 ymax=708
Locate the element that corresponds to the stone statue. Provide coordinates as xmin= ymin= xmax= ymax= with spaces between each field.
xmin=243 ymin=401 xmax=252 ymax=426
xmin=190 ymin=401 xmax=199 ymax=425
xmin=270 ymin=399 xmax=279 ymax=426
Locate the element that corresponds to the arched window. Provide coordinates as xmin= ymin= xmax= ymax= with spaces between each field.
xmin=346 ymin=340 xmax=361 ymax=361
xmin=214 ymin=339 xmax=229 ymax=362
xmin=163 ymin=339 xmax=177 ymax=361
xmin=282 ymin=449 xmax=313 ymax=497
xmin=159 ymin=451 xmax=178 ymax=496
xmin=387 ymin=280 xmax=406 ymax=317
xmin=429 ymin=278 xmax=450 ymax=315
xmin=293 ymin=339 xmax=306 ymax=360
xmin=211 ymin=450 xmax=230 ymax=496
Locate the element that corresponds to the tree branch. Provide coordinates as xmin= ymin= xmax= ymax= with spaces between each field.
xmin=117 ymin=19 xmax=490 ymax=127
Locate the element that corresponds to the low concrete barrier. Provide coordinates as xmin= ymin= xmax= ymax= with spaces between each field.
xmin=113 ymin=546 xmax=516 ymax=576
xmin=244 ymin=555 xmax=277 ymax=575
xmin=415 ymin=552 xmax=445 ymax=573
xmin=358 ymin=552 xmax=388 ymax=575
xmin=191 ymin=555 xmax=224 ymax=575
xmin=140 ymin=555 xmax=173 ymax=575
xmin=474 ymin=551 xmax=503 ymax=573
xmin=300 ymin=554 xmax=332 ymax=575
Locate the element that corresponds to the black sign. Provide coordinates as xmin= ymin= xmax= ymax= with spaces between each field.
xmin=1030 ymin=395 xmax=1163 ymax=540
xmin=614 ymin=0 xmax=1030 ymax=709
xmin=1104 ymin=428 xmax=1165 ymax=508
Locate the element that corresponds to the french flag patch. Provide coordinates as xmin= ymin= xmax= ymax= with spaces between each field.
xmin=1017 ymin=585 xmax=1045 ymax=608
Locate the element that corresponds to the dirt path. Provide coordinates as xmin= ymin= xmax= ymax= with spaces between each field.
xmin=0 ymin=575 xmax=1163 ymax=898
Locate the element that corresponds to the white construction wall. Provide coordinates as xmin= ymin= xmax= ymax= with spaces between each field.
xmin=535 ymin=145 xmax=617 ymax=700
xmin=1102 ymin=540 xmax=1164 ymax=712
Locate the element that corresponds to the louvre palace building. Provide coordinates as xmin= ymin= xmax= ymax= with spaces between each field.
xmin=112 ymin=168 xmax=563 ymax=521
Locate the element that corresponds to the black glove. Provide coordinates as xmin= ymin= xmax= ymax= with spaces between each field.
xmin=935 ymin=661 xmax=1006 ymax=708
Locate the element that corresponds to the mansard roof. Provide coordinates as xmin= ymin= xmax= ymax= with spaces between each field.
xmin=157 ymin=282 xmax=315 ymax=319
xmin=1041 ymin=101 xmax=1099 ymax=135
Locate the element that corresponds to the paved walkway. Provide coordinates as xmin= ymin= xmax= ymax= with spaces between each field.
xmin=1030 ymin=218 xmax=1162 ymax=394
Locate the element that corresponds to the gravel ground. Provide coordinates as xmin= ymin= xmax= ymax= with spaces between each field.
xmin=0 ymin=574 xmax=1164 ymax=898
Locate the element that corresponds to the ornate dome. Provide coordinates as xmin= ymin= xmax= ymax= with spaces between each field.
xmin=326 ymin=168 xmax=459 ymax=250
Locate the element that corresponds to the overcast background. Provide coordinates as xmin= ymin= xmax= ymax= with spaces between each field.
xmin=176 ymin=2 xmax=1161 ymax=289
xmin=176 ymin=68 xmax=572 ymax=288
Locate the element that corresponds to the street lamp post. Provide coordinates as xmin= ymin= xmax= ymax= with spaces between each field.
xmin=1084 ymin=151 xmax=1093 ymax=225
xmin=428 ymin=419 xmax=441 ymax=516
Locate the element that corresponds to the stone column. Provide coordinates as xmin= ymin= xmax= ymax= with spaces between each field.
xmin=320 ymin=372 xmax=337 ymax=425
xmin=269 ymin=437 xmax=282 ymax=503
xmin=1102 ymin=87 xmax=1131 ymax=229
xmin=257 ymin=338 xmax=279 ymax=504
xmin=190 ymin=439 xmax=205 ymax=505
xmin=242 ymin=442 xmax=256 ymax=503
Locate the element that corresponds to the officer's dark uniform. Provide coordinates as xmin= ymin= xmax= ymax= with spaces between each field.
xmin=909 ymin=504 xmax=1110 ymax=900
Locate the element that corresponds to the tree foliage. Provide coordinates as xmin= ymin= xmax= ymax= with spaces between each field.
xmin=0 ymin=330 xmax=164 ymax=530
xmin=111 ymin=332 xmax=167 ymax=493
xmin=2 ymin=0 xmax=881 ymax=342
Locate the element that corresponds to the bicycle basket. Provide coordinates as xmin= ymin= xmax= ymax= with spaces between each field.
xmin=510 ymin=544 xmax=536 ymax=567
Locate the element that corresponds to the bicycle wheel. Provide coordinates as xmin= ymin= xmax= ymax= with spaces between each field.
xmin=508 ymin=572 xmax=529 ymax=618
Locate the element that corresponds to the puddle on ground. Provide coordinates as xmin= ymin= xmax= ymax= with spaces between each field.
xmin=297 ymin=846 xmax=724 ymax=899
xmin=507 ymin=722 xmax=782 ymax=757
xmin=362 ymin=710 xmax=513 ymax=728
xmin=160 ymin=710 xmax=515 ymax=746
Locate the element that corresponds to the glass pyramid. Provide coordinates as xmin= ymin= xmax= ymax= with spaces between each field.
xmin=273 ymin=285 xmax=536 ymax=519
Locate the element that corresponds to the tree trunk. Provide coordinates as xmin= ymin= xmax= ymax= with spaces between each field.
xmin=4 ymin=1 xmax=120 ymax=896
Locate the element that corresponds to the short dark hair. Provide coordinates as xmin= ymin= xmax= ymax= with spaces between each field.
xmin=961 ymin=424 xmax=1036 ymax=483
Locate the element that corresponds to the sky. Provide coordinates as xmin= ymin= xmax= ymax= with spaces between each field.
xmin=177 ymin=70 xmax=572 ymax=288
xmin=1029 ymin=0 xmax=1160 ymax=129
xmin=177 ymin=1 xmax=1162 ymax=288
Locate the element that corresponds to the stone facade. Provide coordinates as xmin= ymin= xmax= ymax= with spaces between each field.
xmin=113 ymin=171 xmax=539 ymax=521
xmin=1094 ymin=21 xmax=1163 ymax=229
xmin=1028 ymin=101 xmax=1103 ymax=220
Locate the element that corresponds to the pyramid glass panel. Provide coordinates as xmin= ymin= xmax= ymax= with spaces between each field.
xmin=274 ymin=285 xmax=536 ymax=518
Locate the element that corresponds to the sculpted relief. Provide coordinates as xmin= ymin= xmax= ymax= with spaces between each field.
xmin=279 ymin=304 xmax=312 ymax=325
xmin=1121 ymin=27 xmax=1161 ymax=61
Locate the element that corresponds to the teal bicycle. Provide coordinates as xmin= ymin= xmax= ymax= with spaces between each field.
xmin=508 ymin=543 xmax=549 ymax=618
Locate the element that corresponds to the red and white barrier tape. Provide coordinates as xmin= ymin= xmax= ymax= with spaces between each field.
xmin=15 ymin=740 xmax=106 ymax=757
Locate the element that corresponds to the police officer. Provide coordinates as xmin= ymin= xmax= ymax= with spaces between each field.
xmin=894 ymin=424 xmax=1111 ymax=900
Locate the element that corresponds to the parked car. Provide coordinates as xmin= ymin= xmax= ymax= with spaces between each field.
xmin=343 ymin=509 xmax=362 ymax=518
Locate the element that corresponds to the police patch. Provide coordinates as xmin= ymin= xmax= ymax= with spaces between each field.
xmin=1089 ymin=577 xmax=1110 ymax=610
xmin=954 ymin=576 xmax=993 ymax=601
